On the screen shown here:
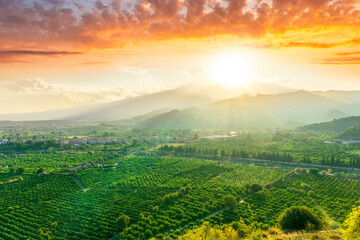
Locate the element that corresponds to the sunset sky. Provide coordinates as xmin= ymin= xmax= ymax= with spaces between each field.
xmin=0 ymin=0 xmax=360 ymax=114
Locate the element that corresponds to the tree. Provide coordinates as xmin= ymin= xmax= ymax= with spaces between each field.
xmin=231 ymin=219 xmax=251 ymax=238
xmin=37 ymin=167 xmax=45 ymax=174
xmin=17 ymin=167 xmax=26 ymax=174
xmin=116 ymin=214 xmax=130 ymax=231
xmin=278 ymin=206 xmax=326 ymax=231
xmin=343 ymin=206 xmax=360 ymax=239
xmin=9 ymin=167 xmax=16 ymax=174
xmin=224 ymin=195 xmax=237 ymax=209
xmin=132 ymin=139 xmax=139 ymax=146
xmin=309 ymin=168 xmax=320 ymax=175
xmin=152 ymin=206 xmax=159 ymax=214
xmin=246 ymin=183 xmax=263 ymax=193
xmin=179 ymin=221 xmax=238 ymax=240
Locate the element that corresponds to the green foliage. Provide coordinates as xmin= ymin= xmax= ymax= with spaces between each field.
xmin=163 ymin=132 xmax=360 ymax=168
xmin=0 ymin=152 xmax=358 ymax=240
xmin=179 ymin=221 xmax=239 ymax=240
xmin=17 ymin=167 xmax=26 ymax=174
xmin=338 ymin=124 xmax=360 ymax=140
xmin=37 ymin=167 xmax=45 ymax=174
xmin=274 ymin=173 xmax=360 ymax=223
xmin=230 ymin=219 xmax=252 ymax=238
xmin=278 ymin=206 xmax=326 ymax=231
xmin=245 ymin=230 xmax=263 ymax=240
xmin=9 ymin=167 xmax=16 ymax=174
xmin=116 ymin=214 xmax=130 ymax=231
xmin=224 ymin=195 xmax=237 ymax=209
xmin=343 ymin=206 xmax=360 ymax=239
xmin=1 ymin=152 xmax=115 ymax=173
xmin=212 ymin=165 xmax=286 ymax=187
xmin=246 ymin=183 xmax=263 ymax=193
xmin=309 ymin=168 xmax=320 ymax=175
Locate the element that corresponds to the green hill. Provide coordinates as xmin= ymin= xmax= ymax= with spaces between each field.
xmin=300 ymin=116 xmax=360 ymax=133
xmin=337 ymin=124 xmax=360 ymax=140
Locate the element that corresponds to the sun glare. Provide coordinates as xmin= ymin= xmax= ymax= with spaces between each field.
xmin=210 ymin=53 xmax=251 ymax=87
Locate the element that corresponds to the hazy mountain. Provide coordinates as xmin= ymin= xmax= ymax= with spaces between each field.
xmin=2 ymin=87 xmax=360 ymax=126
xmin=300 ymin=116 xmax=360 ymax=133
xmin=316 ymin=109 xmax=349 ymax=122
xmin=142 ymin=90 xmax=360 ymax=129
xmin=130 ymin=109 xmax=171 ymax=123
xmin=143 ymin=107 xmax=277 ymax=129
xmin=0 ymin=87 xmax=212 ymax=121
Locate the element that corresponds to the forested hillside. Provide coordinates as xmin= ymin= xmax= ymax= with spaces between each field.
xmin=337 ymin=124 xmax=360 ymax=140
xmin=300 ymin=116 xmax=360 ymax=133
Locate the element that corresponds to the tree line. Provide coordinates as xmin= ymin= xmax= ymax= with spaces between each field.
xmin=159 ymin=145 xmax=360 ymax=168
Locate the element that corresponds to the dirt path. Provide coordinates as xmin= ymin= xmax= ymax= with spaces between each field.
xmin=171 ymin=200 xmax=245 ymax=234
xmin=72 ymin=176 xmax=90 ymax=191
xmin=197 ymin=200 xmax=245 ymax=223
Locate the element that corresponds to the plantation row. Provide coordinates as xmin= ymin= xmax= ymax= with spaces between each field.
xmin=0 ymin=157 xmax=287 ymax=239
xmin=204 ymin=172 xmax=360 ymax=232
xmin=159 ymin=142 xmax=360 ymax=168
xmin=0 ymin=152 xmax=122 ymax=173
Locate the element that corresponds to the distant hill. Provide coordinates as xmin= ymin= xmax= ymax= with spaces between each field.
xmin=142 ymin=90 xmax=360 ymax=129
xmin=0 ymin=87 xmax=212 ymax=121
xmin=316 ymin=109 xmax=349 ymax=122
xmin=337 ymin=124 xmax=360 ymax=140
xmin=2 ymin=88 xmax=360 ymax=127
xmin=130 ymin=109 xmax=171 ymax=123
xmin=143 ymin=107 xmax=279 ymax=129
xmin=300 ymin=116 xmax=360 ymax=133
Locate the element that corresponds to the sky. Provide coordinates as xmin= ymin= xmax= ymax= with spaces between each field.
xmin=0 ymin=0 xmax=360 ymax=114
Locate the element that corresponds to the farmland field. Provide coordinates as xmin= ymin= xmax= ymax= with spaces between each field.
xmin=0 ymin=154 xmax=359 ymax=239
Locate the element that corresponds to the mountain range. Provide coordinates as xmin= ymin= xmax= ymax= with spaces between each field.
xmin=141 ymin=90 xmax=360 ymax=129
xmin=0 ymin=86 xmax=212 ymax=121
xmin=2 ymin=86 xmax=360 ymax=130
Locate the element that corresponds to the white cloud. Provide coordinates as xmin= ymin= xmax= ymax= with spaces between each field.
xmin=2 ymin=78 xmax=55 ymax=92
xmin=0 ymin=78 xmax=130 ymax=105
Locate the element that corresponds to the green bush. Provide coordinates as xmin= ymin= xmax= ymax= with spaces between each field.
xmin=278 ymin=206 xmax=326 ymax=231
xmin=246 ymin=183 xmax=263 ymax=193
xmin=309 ymin=168 xmax=320 ymax=175
xmin=343 ymin=206 xmax=360 ymax=239
xmin=224 ymin=195 xmax=237 ymax=209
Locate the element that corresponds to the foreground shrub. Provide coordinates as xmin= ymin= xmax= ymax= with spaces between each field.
xmin=343 ymin=206 xmax=360 ymax=239
xmin=278 ymin=206 xmax=326 ymax=231
xmin=179 ymin=222 xmax=238 ymax=240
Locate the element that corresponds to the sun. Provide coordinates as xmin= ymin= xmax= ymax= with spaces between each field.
xmin=209 ymin=53 xmax=251 ymax=87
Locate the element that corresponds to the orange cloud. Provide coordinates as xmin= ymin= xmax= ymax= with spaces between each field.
xmin=319 ymin=50 xmax=360 ymax=64
xmin=319 ymin=56 xmax=360 ymax=64
xmin=0 ymin=0 xmax=359 ymax=52
xmin=0 ymin=50 xmax=82 ymax=63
